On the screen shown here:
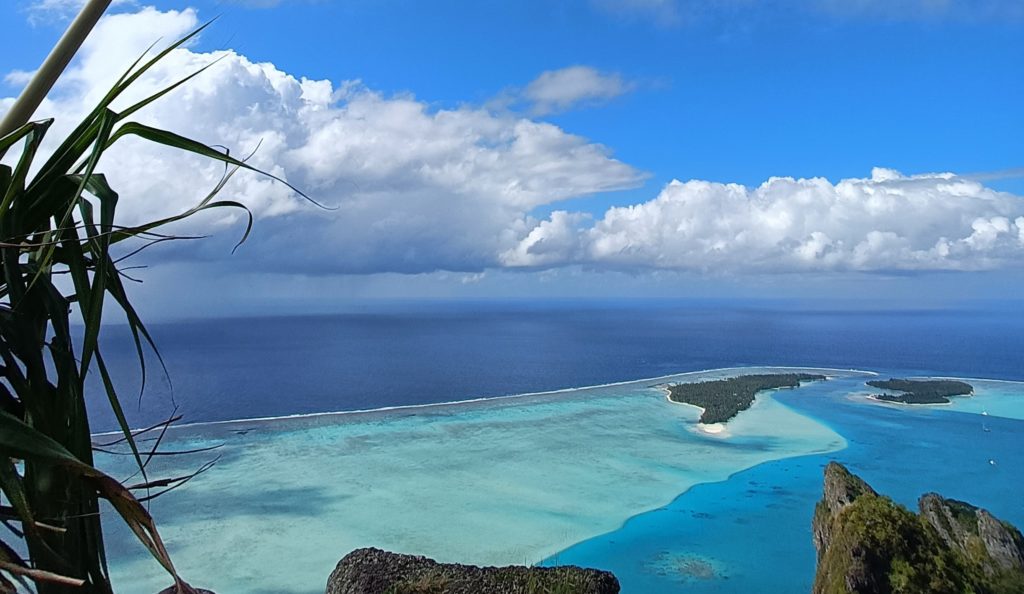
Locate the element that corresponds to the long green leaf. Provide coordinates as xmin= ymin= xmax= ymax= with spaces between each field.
xmin=0 ymin=20 xmax=316 ymax=593
xmin=27 ymin=20 xmax=213 ymax=191
xmin=0 ymin=121 xmax=40 ymax=156
xmin=109 ymin=121 xmax=328 ymax=208
xmin=31 ymin=110 xmax=116 ymax=300
xmin=0 ymin=412 xmax=182 ymax=580
xmin=0 ymin=120 xmax=52 ymax=220
xmin=117 ymin=56 xmax=224 ymax=123
xmin=0 ymin=459 xmax=37 ymax=545
xmin=94 ymin=350 xmax=147 ymax=478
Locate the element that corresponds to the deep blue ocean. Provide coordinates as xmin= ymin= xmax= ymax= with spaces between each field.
xmin=92 ymin=300 xmax=1024 ymax=432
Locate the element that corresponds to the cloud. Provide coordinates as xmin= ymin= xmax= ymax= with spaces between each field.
xmin=25 ymin=0 xmax=86 ymax=20
xmin=3 ymin=6 xmax=644 ymax=275
xmin=963 ymin=166 xmax=1024 ymax=182
xmin=3 ymin=70 xmax=34 ymax=87
xmin=591 ymin=0 xmax=687 ymax=26
xmin=523 ymin=66 xmax=635 ymax=115
xmin=593 ymin=0 xmax=1024 ymax=24
xmin=813 ymin=0 xmax=1024 ymax=21
xmin=500 ymin=211 xmax=592 ymax=267
xmin=25 ymin=0 xmax=136 ymax=25
xmin=7 ymin=6 xmax=1024 ymax=283
xmin=504 ymin=169 xmax=1024 ymax=273
xmin=592 ymin=0 xmax=771 ymax=26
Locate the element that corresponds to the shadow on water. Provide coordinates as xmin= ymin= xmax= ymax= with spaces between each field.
xmin=103 ymin=485 xmax=340 ymax=564
xmin=153 ymin=484 xmax=343 ymax=523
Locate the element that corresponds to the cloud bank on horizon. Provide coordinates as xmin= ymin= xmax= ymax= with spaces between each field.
xmin=505 ymin=170 xmax=1024 ymax=272
xmin=4 ymin=5 xmax=1024 ymax=280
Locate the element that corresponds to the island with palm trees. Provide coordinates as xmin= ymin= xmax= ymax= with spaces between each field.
xmin=667 ymin=373 xmax=828 ymax=424
xmin=867 ymin=378 xmax=974 ymax=404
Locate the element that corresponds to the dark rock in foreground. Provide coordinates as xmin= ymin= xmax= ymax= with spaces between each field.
xmin=326 ymin=548 xmax=620 ymax=594
xmin=812 ymin=462 xmax=1024 ymax=594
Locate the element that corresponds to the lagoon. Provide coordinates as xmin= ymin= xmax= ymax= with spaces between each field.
xmin=101 ymin=367 xmax=849 ymax=593
xmin=100 ymin=367 xmax=1024 ymax=593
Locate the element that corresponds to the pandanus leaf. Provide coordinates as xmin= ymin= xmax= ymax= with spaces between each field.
xmin=0 ymin=19 xmax=321 ymax=593
xmin=0 ymin=412 xmax=184 ymax=585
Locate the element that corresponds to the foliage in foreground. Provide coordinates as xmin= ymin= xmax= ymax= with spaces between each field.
xmin=0 ymin=25 xmax=304 ymax=593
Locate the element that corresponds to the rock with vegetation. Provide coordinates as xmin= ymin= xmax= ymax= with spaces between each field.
xmin=326 ymin=548 xmax=620 ymax=594
xmin=812 ymin=462 xmax=1024 ymax=594
xmin=866 ymin=379 xmax=973 ymax=404
xmin=667 ymin=373 xmax=826 ymax=424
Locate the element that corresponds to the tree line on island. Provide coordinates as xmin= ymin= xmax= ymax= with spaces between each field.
xmin=667 ymin=373 xmax=827 ymax=424
xmin=867 ymin=379 xmax=974 ymax=405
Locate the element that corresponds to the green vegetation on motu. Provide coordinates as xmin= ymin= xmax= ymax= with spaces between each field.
xmin=0 ymin=23 xmax=312 ymax=594
xmin=867 ymin=379 xmax=974 ymax=405
xmin=667 ymin=373 xmax=826 ymax=424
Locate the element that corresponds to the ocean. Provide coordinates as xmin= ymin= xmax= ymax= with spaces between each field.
xmin=91 ymin=301 xmax=1024 ymax=593
xmin=91 ymin=300 xmax=1024 ymax=431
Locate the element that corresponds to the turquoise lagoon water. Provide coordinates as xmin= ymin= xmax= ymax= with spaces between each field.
xmin=99 ymin=368 xmax=1024 ymax=594
xmin=101 ymin=367 xmax=845 ymax=593
xmin=940 ymin=379 xmax=1024 ymax=420
xmin=545 ymin=375 xmax=1024 ymax=593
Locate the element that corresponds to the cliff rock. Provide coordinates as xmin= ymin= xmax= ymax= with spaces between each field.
xmin=812 ymin=462 xmax=1024 ymax=594
xmin=325 ymin=548 xmax=620 ymax=594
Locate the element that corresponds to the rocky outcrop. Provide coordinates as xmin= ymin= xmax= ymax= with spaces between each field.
xmin=813 ymin=462 xmax=877 ymax=564
xmin=919 ymin=494 xmax=1024 ymax=576
xmin=326 ymin=548 xmax=620 ymax=594
xmin=812 ymin=462 xmax=1024 ymax=594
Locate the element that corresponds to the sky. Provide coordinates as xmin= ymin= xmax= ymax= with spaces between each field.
xmin=2 ymin=0 xmax=1024 ymax=317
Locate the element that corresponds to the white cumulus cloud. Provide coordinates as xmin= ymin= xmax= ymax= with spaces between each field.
xmin=3 ymin=70 xmax=34 ymax=87
xmin=507 ymin=168 xmax=1024 ymax=272
xmin=7 ymin=6 xmax=1024 ymax=280
xmin=24 ymin=0 xmax=137 ymax=24
xmin=3 ymin=6 xmax=645 ymax=274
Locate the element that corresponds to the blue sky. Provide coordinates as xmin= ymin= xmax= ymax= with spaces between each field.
xmin=3 ymin=0 xmax=1024 ymax=316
